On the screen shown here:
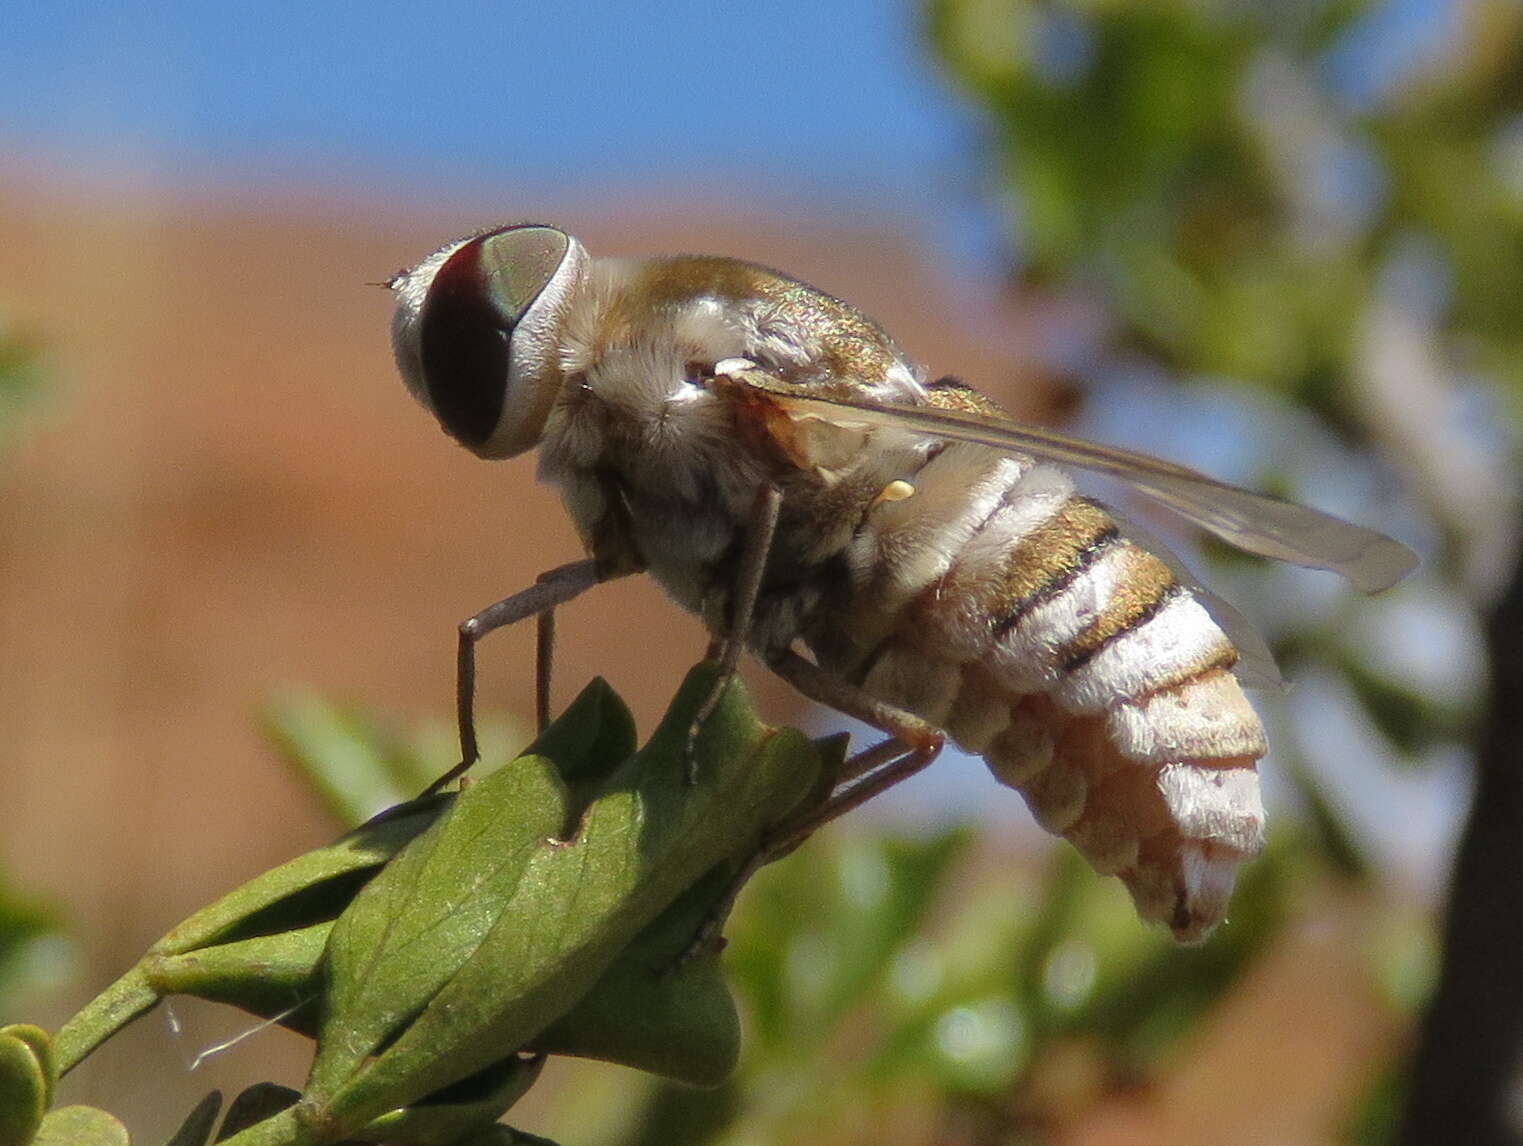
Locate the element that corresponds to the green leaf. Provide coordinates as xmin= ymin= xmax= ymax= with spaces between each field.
xmin=0 ymin=879 xmax=58 ymax=1001
xmin=58 ymin=679 xmax=734 ymax=1090
xmin=301 ymin=665 xmax=825 ymax=1139
xmin=1342 ymin=1053 xmax=1406 ymax=1146
xmin=529 ymin=863 xmax=742 ymax=1087
xmin=0 ymin=1028 xmax=49 ymax=1146
xmin=616 ymin=1079 xmax=741 ymax=1146
xmin=0 ymin=1025 xmax=54 ymax=1113
xmin=728 ymin=827 xmax=971 ymax=1053
xmin=1078 ymin=838 xmax=1293 ymax=1059
xmin=135 ymin=862 xmax=743 ymax=1086
xmin=0 ymin=327 xmax=49 ymax=457
xmin=1280 ymin=751 xmax=1374 ymax=880
xmin=1011 ymin=846 xmax=1095 ymax=1033
xmin=516 ymin=677 xmax=638 ymax=792
xmin=1332 ymin=651 xmax=1471 ymax=757
xmin=143 ymin=923 xmax=334 ymax=1038
xmin=154 ymin=798 xmax=451 ymax=956
xmin=32 ymin=1106 xmax=129 ymax=1146
xmin=306 ymin=755 xmax=571 ymax=1098
xmin=816 ymin=831 xmax=974 ymax=1029
xmin=858 ymin=875 xmax=1037 ymax=1092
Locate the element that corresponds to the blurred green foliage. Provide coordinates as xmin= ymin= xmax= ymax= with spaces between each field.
xmin=926 ymin=0 xmax=1523 ymax=847
xmin=0 ymin=327 xmax=60 ymax=1024
xmin=929 ymin=0 xmax=1523 ymax=408
xmin=0 ymin=323 xmax=48 ymax=458
xmin=0 ymin=886 xmax=56 ymax=1020
xmin=261 ymin=687 xmax=498 ymax=827
xmin=609 ymin=826 xmax=1298 ymax=1145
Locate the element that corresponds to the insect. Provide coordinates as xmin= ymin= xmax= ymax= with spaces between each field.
xmin=388 ymin=223 xmax=1417 ymax=942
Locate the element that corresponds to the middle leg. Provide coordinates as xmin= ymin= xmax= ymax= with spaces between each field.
xmin=684 ymin=481 xmax=785 ymax=780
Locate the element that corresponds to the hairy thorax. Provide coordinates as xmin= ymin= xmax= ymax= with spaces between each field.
xmin=534 ymin=261 xmax=920 ymax=658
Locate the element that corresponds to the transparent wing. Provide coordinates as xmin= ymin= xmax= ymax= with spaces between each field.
xmin=721 ymin=365 xmax=1419 ymax=593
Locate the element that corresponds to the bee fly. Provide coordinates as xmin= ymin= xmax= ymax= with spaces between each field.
xmin=388 ymin=223 xmax=1417 ymax=942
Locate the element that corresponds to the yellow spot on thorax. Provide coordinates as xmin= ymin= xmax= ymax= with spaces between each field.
xmin=871 ymin=480 xmax=916 ymax=510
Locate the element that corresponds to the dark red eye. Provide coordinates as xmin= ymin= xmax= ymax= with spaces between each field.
xmin=416 ymin=225 xmax=571 ymax=450
xmin=419 ymin=236 xmax=510 ymax=449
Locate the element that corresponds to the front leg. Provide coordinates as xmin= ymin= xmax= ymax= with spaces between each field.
xmin=421 ymin=558 xmax=617 ymax=797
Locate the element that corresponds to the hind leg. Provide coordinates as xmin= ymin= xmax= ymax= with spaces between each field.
xmin=677 ymin=650 xmax=944 ymax=963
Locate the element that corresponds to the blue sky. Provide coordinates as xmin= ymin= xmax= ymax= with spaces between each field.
xmin=0 ymin=0 xmax=1467 ymax=237
xmin=0 ymin=1 xmax=970 ymax=212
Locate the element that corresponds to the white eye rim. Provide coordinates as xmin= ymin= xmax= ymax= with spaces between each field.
xmin=482 ymin=232 xmax=587 ymax=459
xmin=390 ymin=234 xmax=472 ymax=417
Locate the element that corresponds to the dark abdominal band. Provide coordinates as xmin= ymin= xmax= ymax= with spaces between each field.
xmin=992 ymin=523 xmax=1122 ymax=637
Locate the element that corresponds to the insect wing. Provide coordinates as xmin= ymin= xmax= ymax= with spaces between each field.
xmin=726 ymin=368 xmax=1419 ymax=594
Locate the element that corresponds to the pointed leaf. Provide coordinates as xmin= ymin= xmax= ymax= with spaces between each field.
xmin=144 ymin=923 xmax=333 ymax=1037
xmin=216 ymin=1085 xmax=300 ymax=1141
xmin=310 ymin=753 xmax=571 ymax=1094
xmin=145 ymin=849 xmax=741 ymax=1080
xmin=164 ymin=1091 xmax=222 ymax=1146
xmin=306 ymin=675 xmax=641 ymax=1089
xmin=517 ymin=676 xmax=637 ymax=790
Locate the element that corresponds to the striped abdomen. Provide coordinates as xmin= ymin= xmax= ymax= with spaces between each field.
xmin=814 ymin=418 xmax=1268 ymax=942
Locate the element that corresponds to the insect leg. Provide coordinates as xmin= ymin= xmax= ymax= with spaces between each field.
xmin=676 ymin=652 xmax=944 ymax=966
xmin=535 ymin=604 xmax=555 ymax=734
xmin=423 ymin=558 xmax=610 ymax=798
xmin=684 ymin=481 xmax=784 ymax=782
xmin=765 ymin=650 xmax=945 ymax=840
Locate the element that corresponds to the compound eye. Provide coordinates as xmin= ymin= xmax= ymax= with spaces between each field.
xmin=417 ymin=225 xmax=570 ymax=448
